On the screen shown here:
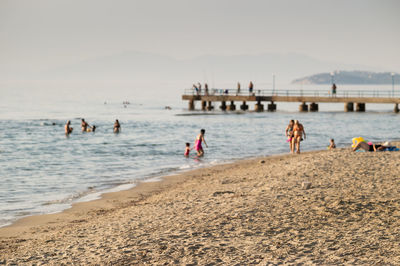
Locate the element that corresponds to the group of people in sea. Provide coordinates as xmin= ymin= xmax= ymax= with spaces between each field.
xmin=64 ymin=119 xmax=121 ymax=135
xmin=66 ymin=115 xmax=396 ymax=158
xmin=192 ymin=81 xmax=255 ymax=96
xmin=285 ymin=120 xmax=306 ymax=154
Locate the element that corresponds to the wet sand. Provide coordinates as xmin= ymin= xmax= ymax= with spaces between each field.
xmin=1 ymin=146 xmax=400 ymax=264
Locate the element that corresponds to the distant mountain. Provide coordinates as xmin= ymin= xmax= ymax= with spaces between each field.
xmin=38 ymin=52 xmax=382 ymax=84
xmin=1 ymin=51 xmax=391 ymax=88
xmin=292 ymin=71 xmax=400 ymax=84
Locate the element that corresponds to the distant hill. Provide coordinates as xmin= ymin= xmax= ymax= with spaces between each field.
xmin=1 ymin=51 xmax=394 ymax=89
xmin=292 ymin=71 xmax=400 ymax=84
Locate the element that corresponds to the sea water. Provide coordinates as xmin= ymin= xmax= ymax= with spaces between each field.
xmin=0 ymin=84 xmax=399 ymax=227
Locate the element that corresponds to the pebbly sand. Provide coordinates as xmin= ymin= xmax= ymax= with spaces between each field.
xmin=1 ymin=146 xmax=400 ymax=264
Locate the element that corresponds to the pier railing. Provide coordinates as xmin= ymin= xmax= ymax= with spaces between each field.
xmin=184 ymin=88 xmax=400 ymax=98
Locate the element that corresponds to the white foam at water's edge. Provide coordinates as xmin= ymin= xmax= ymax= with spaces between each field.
xmin=75 ymin=183 xmax=136 ymax=203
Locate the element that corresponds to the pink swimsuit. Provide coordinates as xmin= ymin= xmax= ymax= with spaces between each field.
xmin=184 ymin=148 xmax=190 ymax=156
xmin=195 ymin=137 xmax=203 ymax=151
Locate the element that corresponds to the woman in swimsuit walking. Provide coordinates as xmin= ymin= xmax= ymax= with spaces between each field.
xmin=194 ymin=129 xmax=208 ymax=157
xmin=292 ymin=120 xmax=306 ymax=154
xmin=285 ymin=120 xmax=295 ymax=153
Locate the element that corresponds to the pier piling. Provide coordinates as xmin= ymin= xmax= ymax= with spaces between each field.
xmin=299 ymin=102 xmax=308 ymax=112
xmin=201 ymin=101 xmax=207 ymax=111
xmin=255 ymin=101 xmax=264 ymax=112
xmin=220 ymin=101 xmax=227 ymax=111
xmin=356 ymin=103 xmax=366 ymax=112
xmin=189 ymin=100 xmax=195 ymax=110
xmin=309 ymin=102 xmax=319 ymax=112
xmin=395 ymin=104 xmax=399 ymax=113
xmin=267 ymin=102 xmax=277 ymax=112
xmin=240 ymin=101 xmax=249 ymax=111
xmin=345 ymin=102 xmax=354 ymax=112
xmin=227 ymin=101 xmax=236 ymax=111
xmin=207 ymin=101 xmax=213 ymax=111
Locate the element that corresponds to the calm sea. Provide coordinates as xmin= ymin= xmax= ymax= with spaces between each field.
xmin=0 ymin=83 xmax=399 ymax=227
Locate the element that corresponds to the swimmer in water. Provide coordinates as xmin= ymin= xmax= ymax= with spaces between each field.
xmin=85 ymin=125 xmax=96 ymax=132
xmin=81 ymin=119 xmax=90 ymax=132
xmin=114 ymin=119 xmax=121 ymax=133
xmin=184 ymin=142 xmax=192 ymax=157
xmin=65 ymin=120 xmax=73 ymax=135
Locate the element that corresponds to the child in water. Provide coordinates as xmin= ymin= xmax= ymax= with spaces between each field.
xmin=184 ymin=143 xmax=191 ymax=157
xmin=328 ymin=139 xmax=336 ymax=150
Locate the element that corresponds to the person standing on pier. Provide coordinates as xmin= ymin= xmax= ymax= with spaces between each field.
xmin=197 ymin=82 xmax=202 ymax=95
xmin=237 ymin=82 xmax=241 ymax=95
xmin=205 ymin=83 xmax=209 ymax=95
xmin=332 ymin=83 xmax=337 ymax=97
xmin=193 ymin=84 xmax=199 ymax=95
xmin=249 ymin=81 xmax=254 ymax=95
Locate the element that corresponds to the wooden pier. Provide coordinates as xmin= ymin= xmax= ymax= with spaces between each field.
xmin=182 ymin=89 xmax=400 ymax=113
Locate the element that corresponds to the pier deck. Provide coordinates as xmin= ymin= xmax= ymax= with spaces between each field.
xmin=182 ymin=89 xmax=400 ymax=112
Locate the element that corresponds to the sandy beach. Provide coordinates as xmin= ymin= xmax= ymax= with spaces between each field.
xmin=1 ymin=146 xmax=400 ymax=265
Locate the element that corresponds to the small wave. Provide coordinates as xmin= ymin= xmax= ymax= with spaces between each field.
xmin=179 ymin=164 xmax=193 ymax=170
xmin=43 ymin=188 xmax=97 ymax=206
xmin=141 ymin=177 xmax=162 ymax=183
xmin=175 ymin=112 xmax=245 ymax=117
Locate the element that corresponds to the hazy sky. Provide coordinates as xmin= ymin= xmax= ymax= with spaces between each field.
xmin=1 ymin=0 xmax=399 ymax=74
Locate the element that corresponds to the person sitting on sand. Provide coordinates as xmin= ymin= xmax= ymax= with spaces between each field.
xmin=184 ymin=143 xmax=192 ymax=157
xmin=114 ymin=119 xmax=121 ymax=133
xmin=352 ymin=141 xmax=388 ymax=152
xmin=81 ymin=119 xmax=90 ymax=132
xmin=292 ymin=120 xmax=306 ymax=154
xmin=194 ymin=129 xmax=208 ymax=157
xmin=328 ymin=139 xmax=336 ymax=150
xmin=65 ymin=120 xmax=73 ymax=135
xmin=285 ymin=120 xmax=294 ymax=153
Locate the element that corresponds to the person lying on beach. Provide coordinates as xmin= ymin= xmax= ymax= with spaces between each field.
xmin=352 ymin=141 xmax=388 ymax=152
xmin=194 ymin=129 xmax=208 ymax=157
xmin=65 ymin=120 xmax=73 ymax=135
xmin=328 ymin=139 xmax=336 ymax=150
xmin=184 ymin=143 xmax=192 ymax=157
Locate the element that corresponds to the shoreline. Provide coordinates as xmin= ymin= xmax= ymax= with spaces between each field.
xmin=0 ymin=150 xmax=297 ymax=237
xmin=0 ymin=149 xmax=292 ymax=230
xmin=2 ymin=145 xmax=400 ymax=264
